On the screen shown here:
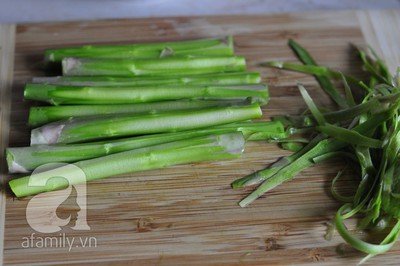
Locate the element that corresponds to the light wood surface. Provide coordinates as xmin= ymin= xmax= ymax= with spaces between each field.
xmin=1 ymin=10 xmax=400 ymax=265
xmin=0 ymin=24 xmax=16 ymax=265
xmin=357 ymin=10 xmax=400 ymax=74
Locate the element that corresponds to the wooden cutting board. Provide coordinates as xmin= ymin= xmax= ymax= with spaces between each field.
xmin=1 ymin=10 xmax=400 ymax=265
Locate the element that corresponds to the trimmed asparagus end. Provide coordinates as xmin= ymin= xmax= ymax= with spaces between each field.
xmin=6 ymin=149 xmax=29 ymax=174
xmin=215 ymin=131 xmax=245 ymax=155
xmin=9 ymin=163 xmax=79 ymax=198
xmin=28 ymin=107 xmax=50 ymax=128
xmin=62 ymin=58 xmax=80 ymax=76
xmin=31 ymin=124 xmax=65 ymax=145
xmin=24 ymin=83 xmax=56 ymax=104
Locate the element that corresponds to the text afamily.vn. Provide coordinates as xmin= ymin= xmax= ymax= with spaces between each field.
xmin=21 ymin=233 xmax=97 ymax=252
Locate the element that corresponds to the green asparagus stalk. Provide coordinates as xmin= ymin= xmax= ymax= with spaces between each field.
xmin=9 ymin=132 xmax=245 ymax=197
xmin=28 ymin=99 xmax=250 ymax=127
xmin=31 ymin=72 xmax=261 ymax=86
xmin=24 ymin=83 xmax=268 ymax=105
xmin=62 ymin=56 xmax=246 ymax=76
xmin=31 ymin=104 xmax=263 ymax=145
xmin=8 ymin=121 xmax=286 ymax=173
xmin=45 ymin=36 xmax=234 ymax=63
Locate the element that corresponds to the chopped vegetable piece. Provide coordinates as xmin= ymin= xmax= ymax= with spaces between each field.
xmin=31 ymin=104 xmax=263 ymax=144
xmin=62 ymin=56 xmax=246 ymax=77
xmin=32 ymin=72 xmax=261 ymax=86
xmin=24 ymin=83 xmax=268 ymax=105
xmin=28 ymin=99 xmax=248 ymax=127
xmin=288 ymin=39 xmax=348 ymax=108
xmin=45 ymin=36 xmax=234 ymax=63
xmin=9 ymin=132 xmax=245 ymax=197
xmin=8 ymin=121 xmax=286 ymax=173
xmin=235 ymin=39 xmax=400 ymax=263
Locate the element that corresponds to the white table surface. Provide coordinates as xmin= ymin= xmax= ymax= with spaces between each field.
xmin=1 ymin=0 xmax=400 ymax=23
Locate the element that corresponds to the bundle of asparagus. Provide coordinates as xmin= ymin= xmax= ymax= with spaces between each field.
xmin=8 ymin=36 xmax=282 ymax=197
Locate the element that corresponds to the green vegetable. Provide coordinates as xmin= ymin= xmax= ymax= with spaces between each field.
xmin=288 ymin=39 xmax=348 ymax=108
xmin=10 ymin=36 xmax=266 ymax=199
xmin=262 ymin=61 xmax=359 ymax=85
xmin=24 ymin=83 xmax=268 ymax=105
xmin=31 ymin=72 xmax=261 ymax=86
xmin=335 ymin=204 xmax=400 ymax=255
xmin=8 ymin=121 xmax=286 ymax=173
xmin=238 ymin=137 xmax=345 ymax=207
xmin=9 ymin=132 xmax=245 ymax=197
xmin=280 ymin=142 xmax=304 ymax=152
xmin=28 ymin=99 xmax=249 ymax=127
xmin=31 ymin=104 xmax=263 ymax=144
xmin=45 ymin=36 xmax=234 ymax=63
xmin=234 ymin=39 xmax=400 ymax=263
xmin=62 ymin=56 xmax=246 ymax=77
xmin=236 ymin=102 xmax=398 ymax=206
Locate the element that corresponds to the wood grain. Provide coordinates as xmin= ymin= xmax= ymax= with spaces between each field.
xmin=357 ymin=10 xmax=400 ymax=74
xmin=1 ymin=10 xmax=400 ymax=265
xmin=0 ymin=24 xmax=16 ymax=265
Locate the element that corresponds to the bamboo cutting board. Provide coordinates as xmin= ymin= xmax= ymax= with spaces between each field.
xmin=1 ymin=10 xmax=400 ymax=265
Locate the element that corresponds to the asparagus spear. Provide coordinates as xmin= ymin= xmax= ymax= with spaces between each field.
xmin=31 ymin=104 xmax=263 ymax=145
xmin=62 ymin=56 xmax=246 ymax=76
xmin=24 ymin=83 xmax=268 ymax=105
xmin=8 ymin=121 xmax=287 ymax=173
xmin=28 ymin=99 xmax=250 ymax=127
xmin=9 ymin=132 xmax=245 ymax=197
xmin=45 ymin=36 xmax=234 ymax=63
xmin=31 ymin=72 xmax=261 ymax=86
